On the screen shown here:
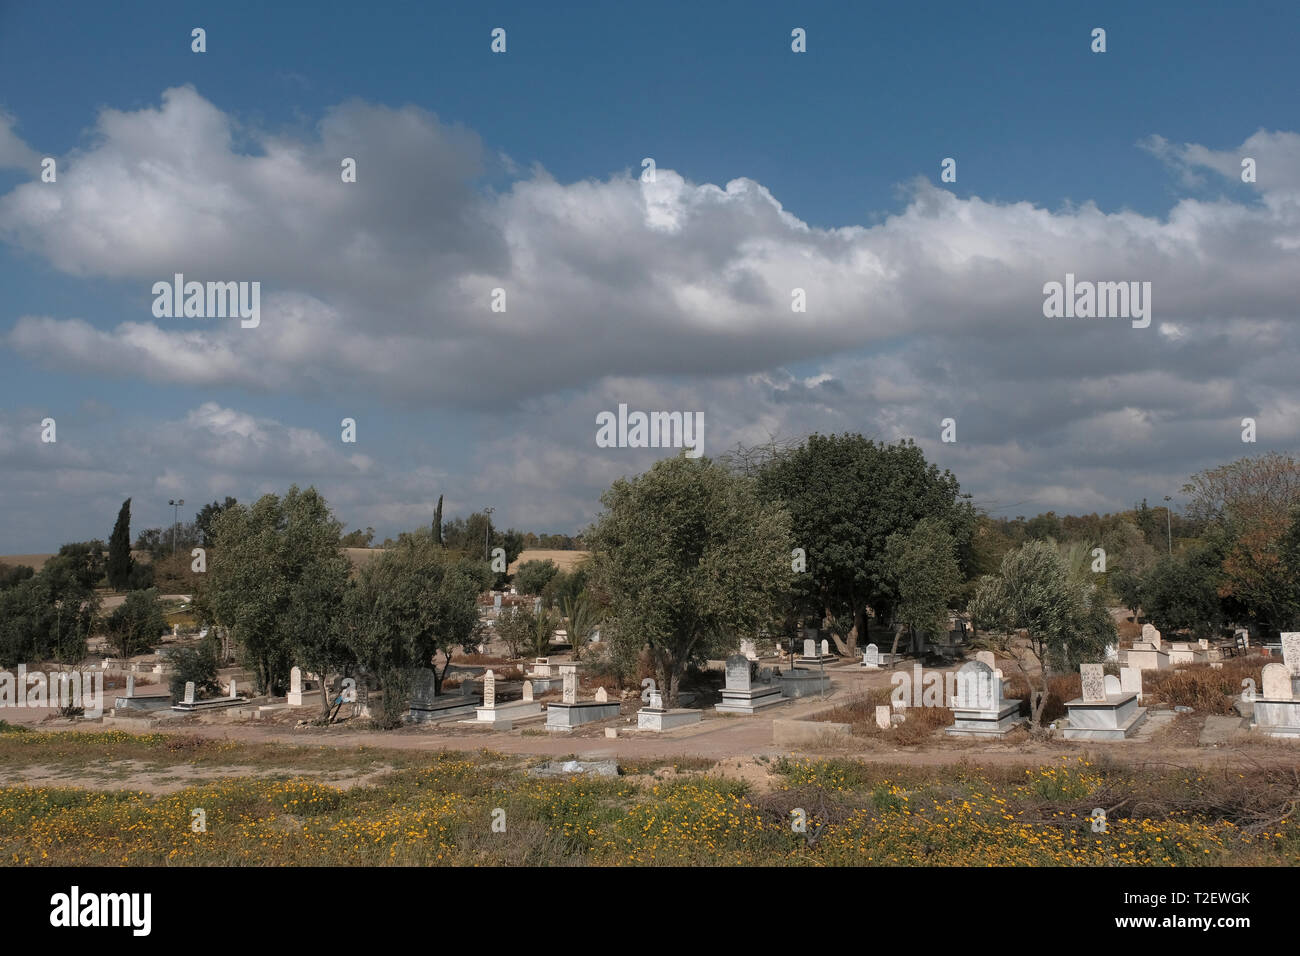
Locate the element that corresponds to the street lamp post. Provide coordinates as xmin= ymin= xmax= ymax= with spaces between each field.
xmin=1163 ymin=496 xmax=1173 ymax=554
xmin=169 ymin=498 xmax=185 ymax=556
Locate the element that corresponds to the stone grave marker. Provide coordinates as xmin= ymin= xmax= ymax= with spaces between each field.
xmin=183 ymin=681 xmax=195 ymax=705
xmin=594 ymin=686 xmax=608 ymax=703
xmin=1080 ymin=664 xmax=1107 ymax=702
xmin=562 ymin=669 xmax=577 ymax=705
xmin=862 ymin=643 xmax=880 ymax=668
xmin=1262 ymin=662 xmax=1292 ymax=700
xmin=875 ymin=705 xmax=891 ymax=730
xmin=1120 ymin=666 xmax=1143 ymax=699
xmin=1104 ymin=674 xmax=1121 ymax=696
xmin=125 ymin=675 xmax=135 ymax=696
xmin=483 ymin=669 xmax=496 ymax=709
xmin=803 ymin=638 xmax=815 ymax=659
xmin=726 ymin=654 xmax=752 ymax=692
xmin=975 ymin=650 xmax=996 ymax=671
xmin=522 ymin=679 xmax=533 ymax=702
xmin=1281 ymin=633 xmax=1300 ymax=677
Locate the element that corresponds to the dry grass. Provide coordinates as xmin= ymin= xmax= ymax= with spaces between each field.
xmin=507 ymin=550 xmax=590 ymax=573
xmin=812 ymin=688 xmax=954 ymax=744
xmin=1145 ymin=659 xmax=1264 ymax=714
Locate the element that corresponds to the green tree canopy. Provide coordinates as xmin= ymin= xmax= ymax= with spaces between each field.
xmin=106 ymin=498 xmax=135 ymax=590
xmin=588 ymin=455 xmax=793 ymax=706
xmin=756 ymin=434 xmax=975 ymax=656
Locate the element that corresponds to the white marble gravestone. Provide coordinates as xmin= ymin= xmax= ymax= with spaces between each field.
xmin=288 ymin=666 xmax=306 ymax=706
xmin=125 ymin=675 xmax=135 ymax=697
xmin=875 ymin=705 xmax=891 ymax=730
xmin=1141 ymin=623 xmax=1162 ymax=645
xmin=862 ymin=643 xmax=881 ymax=669
xmin=522 ymin=679 xmax=533 ymax=702
xmin=594 ymin=686 xmax=608 ymax=703
xmin=803 ymin=639 xmax=815 ymax=658
xmin=562 ymin=669 xmax=577 ymax=705
xmin=483 ymin=669 xmax=496 ymax=709
xmin=1103 ymin=674 xmax=1121 ymax=696
xmin=1080 ymin=664 xmax=1107 ymax=702
xmin=1262 ymin=662 xmax=1292 ymax=700
xmin=1120 ymin=666 xmax=1143 ymax=700
xmin=183 ymin=681 xmax=196 ymax=704
xmin=1281 ymin=633 xmax=1300 ymax=678
xmin=975 ymin=650 xmax=996 ymax=671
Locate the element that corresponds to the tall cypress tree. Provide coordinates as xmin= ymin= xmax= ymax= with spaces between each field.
xmin=433 ymin=494 xmax=444 ymax=547
xmin=107 ymin=498 xmax=135 ymax=590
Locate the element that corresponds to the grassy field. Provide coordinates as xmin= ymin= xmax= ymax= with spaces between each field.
xmin=0 ymin=727 xmax=1295 ymax=866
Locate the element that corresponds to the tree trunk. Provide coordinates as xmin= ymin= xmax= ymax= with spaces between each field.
xmin=888 ymin=622 xmax=907 ymax=667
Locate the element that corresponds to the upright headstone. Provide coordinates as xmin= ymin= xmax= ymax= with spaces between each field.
xmin=522 ymin=679 xmax=533 ymax=702
xmin=228 ymin=678 xmax=237 ymax=698
xmin=726 ymin=654 xmax=752 ymax=692
xmin=1281 ymin=632 xmax=1300 ymax=678
xmin=483 ymin=669 xmax=496 ymax=709
xmin=1261 ymin=663 xmax=1292 ymax=700
xmin=494 ymin=593 xmax=502 ymax=611
xmin=125 ymin=675 xmax=135 ymax=697
xmin=1141 ymin=623 xmax=1162 ymax=646
xmin=862 ymin=643 xmax=880 ymax=668
xmin=290 ymin=667 xmax=303 ymax=695
xmin=1103 ymin=674 xmax=1121 ymax=696
xmin=183 ymin=681 xmax=196 ymax=704
xmin=803 ymin=639 xmax=815 ymax=659
xmin=562 ymin=669 xmax=577 ymax=705
xmin=953 ymin=660 xmax=998 ymax=709
xmin=1120 ymin=666 xmax=1143 ymax=699
xmin=534 ymin=596 xmax=543 ymax=614
xmin=875 ymin=705 xmax=891 ymax=730
xmin=594 ymin=686 xmax=608 ymax=703
xmin=1080 ymin=664 xmax=1107 ymax=702
xmin=975 ymin=650 xmax=996 ymax=671
xmin=820 ymin=639 xmax=830 ymax=657
xmin=648 ymin=690 xmax=664 ymax=711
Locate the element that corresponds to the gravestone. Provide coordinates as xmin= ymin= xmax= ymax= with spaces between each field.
xmin=1080 ymin=664 xmax=1107 ymax=703
xmin=726 ymin=654 xmax=752 ymax=693
xmin=716 ymin=653 xmax=785 ymax=714
xmin=1261 ymin=663 xmax=1292 ymax=700
xmin=522 ymin=679 xmax=533 ymax=702
xmin=1103 ymin=674 xmax=1121 ymax=696
xmin=183 ymin=681 xmax=196 ymax=705
xmin=803 ymin=639 xmax=815 ymax=659
xmin=820 ymin=639 xmax=830 ymax=657
xmin=288 ymin=666 xmax=306 ymax=706
xmin=483 ymin=669 xmax=496 ymax=709
xmin=975 ymin=650 xmax=996 ymax=671
xmin=875 ymin=705 xmax=891 ymax=730
xmin=1141 ymin=623 xmax=1162 ymax=645
xmin=946 ymin=659 xmax=1021 ymax=737
xmin=1281 ymin=633 xmax=1300 ymax=678
xmin=647 ymin=690 xmax=664 ymax=711
xmin=125 ymin=675 xmax=135 ymax=697
xmin=1120 ymin=666 xmax=1143 ymax=699
xmin=493 ymin=593 xmax=502 ymax=610
xmin=228 ymin=678 xmax=237 ymax=698
xmin=862 ymin=643 xmax=881 ymax=669
xmin=594 ymin=686 xmax=608 ymax=703
xmin=562 ymin=669 xmax=577 ymax=705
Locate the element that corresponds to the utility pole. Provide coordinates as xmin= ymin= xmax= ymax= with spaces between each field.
xmin=1163 ymin=495 xmax=1173 ymax=554
xmin=169 ymin=498 xmax=185 ymax=556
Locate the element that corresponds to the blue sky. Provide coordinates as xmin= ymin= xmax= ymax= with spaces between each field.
xmin=2 ymin=1 xmax=1299 ymax=551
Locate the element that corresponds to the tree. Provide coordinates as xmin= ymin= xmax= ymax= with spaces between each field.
xmin=0 ymin=562 xmax=35 ymax=590
xmin=195 ymin=497 xmax=238 ymax=547
xmin=1183 ymin=453 xmax=1300 ymax=632
xmin=167 ymin=634 xmax=222 ymax=701
xmin=105 ymin=588 xmax=167 ymax=658
xmin=340 ymin=527 xmax=376 ymax=548
xmin=134 ymin=528 xmax=165 ymax=559
xmin=0 ymin=547 xmax=100 ymax=666
xmin=204 ymin=486 xmax=347 ymax=696
xmin=587 ymin=455 xmax=793 ymax=706
xmin=350 ymin=530 xmax=489 ymax=723
xmin=561 ymin=592 xmax=600 ymax=661
xmin=514 ymin=559 xmax=560 ymax=596
xmin=106 ymin=498 xmax=135 ymax=590
xmin=968 ymin=540 xmax=1114 ymax=730
xmin=882 ymin=518 xmax=963 ymax=662
xmin=432 ymin=494 xmax=444 ymax=546
xmin=1135 ymin=544 xmax=1226 ymax=638
xmin=755 ymin=434 xmax=975 ymax=658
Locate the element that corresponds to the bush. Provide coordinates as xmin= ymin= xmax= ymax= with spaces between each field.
xmin=1144 ymin=659 xmax=1263 ymax=714
xmin=513 ymin=559 xmax=559 ymax=597
xmin=167 ymin=636 xmax=223 ymax=701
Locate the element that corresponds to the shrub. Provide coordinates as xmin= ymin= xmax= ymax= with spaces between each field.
xmin=166 ymin=636 xmax=223 ymax=701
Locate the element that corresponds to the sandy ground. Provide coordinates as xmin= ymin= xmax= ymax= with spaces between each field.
xmin=5 ymin=661 xmax=1295 ymax=796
